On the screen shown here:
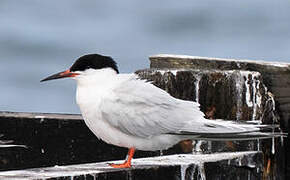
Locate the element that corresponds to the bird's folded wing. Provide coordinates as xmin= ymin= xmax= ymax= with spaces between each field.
xmin=99 ymin=76 xmax=206 ymax=138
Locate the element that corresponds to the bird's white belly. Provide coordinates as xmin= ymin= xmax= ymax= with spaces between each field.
xmin=78 ymin=103 xmax=181 ymax=151
xmin=83 ymin=114 xmax=178 ymax=150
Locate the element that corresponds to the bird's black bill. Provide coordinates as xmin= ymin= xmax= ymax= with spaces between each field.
xmin=40 ymin=70 xmax=79 ymax=82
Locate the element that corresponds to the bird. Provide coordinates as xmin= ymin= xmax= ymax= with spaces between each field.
xmin=41 ymin=53 xmax=283 ymax=168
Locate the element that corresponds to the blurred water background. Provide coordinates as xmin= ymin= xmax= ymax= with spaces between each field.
xmin=0 ymin=0 xmax=290 ymax=113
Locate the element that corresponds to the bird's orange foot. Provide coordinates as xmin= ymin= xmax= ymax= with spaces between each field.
xmin=108 ymin=147 xmax=135 ymax=168
xmin=108 ymin=161 xmax=131 ymax=168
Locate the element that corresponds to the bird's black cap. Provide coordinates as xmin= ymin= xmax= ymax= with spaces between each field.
xmin=70 ymin=54 xmax=119 ymax=73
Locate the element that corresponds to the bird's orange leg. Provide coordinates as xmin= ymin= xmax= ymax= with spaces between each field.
xmin=109 ymin=147 xmax=135 ymax=168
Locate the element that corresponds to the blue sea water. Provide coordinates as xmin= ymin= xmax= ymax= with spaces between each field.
xmin=0 ymin=0 xmax=290 ymax=113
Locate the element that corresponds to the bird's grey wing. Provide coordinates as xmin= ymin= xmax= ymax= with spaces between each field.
xmin=99 ymin=75 xmax=206 ymax=138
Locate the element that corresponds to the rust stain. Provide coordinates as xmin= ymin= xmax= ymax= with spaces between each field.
xmin=263 ymin=157 xmax=272 ymax=180
xmin=225 ymin=141 xmax=235 ymax=150
xmin=267 ymin=159 xmax=271 ymax=175
xmin=205 ymin=106 xmax=216 ymax=119
xmin=179 ymin=140 xmax=193 ymax=153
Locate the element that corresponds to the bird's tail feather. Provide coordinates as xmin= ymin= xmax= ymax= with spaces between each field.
xmin=169 ymin=120 xmax=286 ymax=141
xmin=181 ymin=131 xmax=286 ymax=141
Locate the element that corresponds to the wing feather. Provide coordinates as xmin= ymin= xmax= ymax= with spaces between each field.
xmin=100 ymin=74 xmax=206 ymax=138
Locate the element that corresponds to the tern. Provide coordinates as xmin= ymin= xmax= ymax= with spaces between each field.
xmin=41 ymin=54 xmax=282 ymax=168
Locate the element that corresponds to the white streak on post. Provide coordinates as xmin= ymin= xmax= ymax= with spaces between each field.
xmin=180 ymin=165 xmax=188 ymax=180
xmin=234 ymin=71 xmax=243 ymax=120
xmin=194 ymin=74 xmax=201 ymax=103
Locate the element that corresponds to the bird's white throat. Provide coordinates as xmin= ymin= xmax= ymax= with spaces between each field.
xmin=75 ymin=68 xmax=119 ymax=112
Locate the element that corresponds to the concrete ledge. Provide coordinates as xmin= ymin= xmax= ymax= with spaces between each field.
xmin=0 ymin=151 xmax=261 ymax=180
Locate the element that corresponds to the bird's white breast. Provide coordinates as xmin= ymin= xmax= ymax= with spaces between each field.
xmin=74 ymin=69 xmax=146 ymax=148
xmin=75 ymin=69 xmax=122 ymax=143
